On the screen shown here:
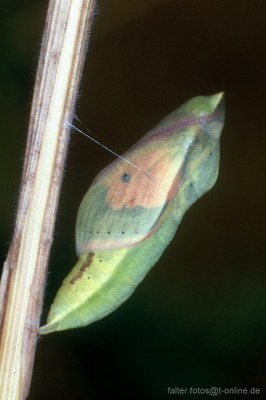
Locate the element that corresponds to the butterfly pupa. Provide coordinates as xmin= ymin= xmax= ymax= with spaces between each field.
xmin=40 ymin=92 xmax=225 ymax=334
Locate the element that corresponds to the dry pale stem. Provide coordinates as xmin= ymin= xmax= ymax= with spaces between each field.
xmin=0 ymin=0 xmax=96 ymax=398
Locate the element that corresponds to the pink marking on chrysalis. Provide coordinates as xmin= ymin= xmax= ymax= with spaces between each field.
xmin=104 ymin=147 xmax=180 ymax=210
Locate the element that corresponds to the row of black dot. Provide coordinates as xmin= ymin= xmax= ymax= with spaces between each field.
xmin=88 ymin=230 xmax=127 ymax=235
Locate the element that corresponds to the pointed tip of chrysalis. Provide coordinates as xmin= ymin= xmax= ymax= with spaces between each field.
xmin=212 ymin=91 xmax=224 ymax=103
xmin=206 ymin=92 xmax=225 ymax=141
xmin=212 ymin=91 xmax=225 ymax=113
xmin=39 ymin=322 xmax=60 ymax=335
xmin=178 ymin=91 xmax=225 ymax=118
xmin=211 ymin=92 xmax=225 ymax=112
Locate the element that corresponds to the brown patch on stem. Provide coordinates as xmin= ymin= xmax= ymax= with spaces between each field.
xmin=70 ymin=252 xmax=95 ymax=284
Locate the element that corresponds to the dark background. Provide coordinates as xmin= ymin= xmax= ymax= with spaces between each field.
xmin=1 ymin=1 xmax=266 ymax=399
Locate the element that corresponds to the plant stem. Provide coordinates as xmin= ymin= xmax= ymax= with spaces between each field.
xmin=0 ymin=0 xmax=96 ymax=398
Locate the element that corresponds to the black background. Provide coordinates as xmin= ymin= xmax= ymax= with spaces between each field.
xmin=0 ymin=1 xmax=266 ymax=399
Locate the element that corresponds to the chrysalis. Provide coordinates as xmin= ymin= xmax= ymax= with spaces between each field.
xmin=40 ymin=93 xmax=225 ymax=334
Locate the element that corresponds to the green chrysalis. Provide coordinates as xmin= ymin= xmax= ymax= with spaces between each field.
xmin=40 ymin=93 xmax=225 ymax=334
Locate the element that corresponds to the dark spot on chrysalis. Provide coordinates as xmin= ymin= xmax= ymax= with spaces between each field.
xmin=121 ymin=231 xmax=125 ymax=234
xmin=107 ymin=231 xmax=111 ymax=234
xmin=122 ymin=172 xmax=131 ymax=183
xmin=70 ymin=252 xmax=95 ymax=284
